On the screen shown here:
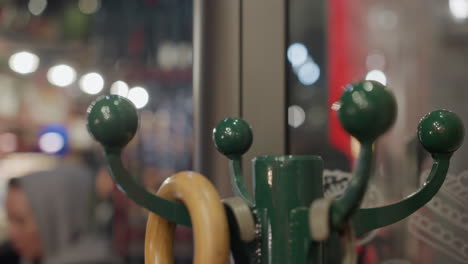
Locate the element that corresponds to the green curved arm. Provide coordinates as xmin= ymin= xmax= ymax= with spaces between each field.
xmin=213 ymin=118 xmax=254 ymax=206
xmin=352 ymin=109 xmax=464 ymax=236
xmin=105 ymin=149 xmax=191 ymax=226
xmin=352 ymin=153 xmax=450 ymax=236
xmin=86 ymin=95 xmax=191 ymax=226
xmin=330 ymin=143 xmax=373 ymax=228
xmin=330 ymin=81 xmax=397 ymax=228
xmin=230 ymin=156 xmax=254 ymax=206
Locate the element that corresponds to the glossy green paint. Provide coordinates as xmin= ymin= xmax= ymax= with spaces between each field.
xmin=352 ymin=108 xmax=464 ymax=236
xmin=418 ymin=109 xmax=464 ymax=153
xmin=331 ymin=143 xmax=373 ymax=228
xmin=86 ymin=95 xmax=191 ymax=226
xmin=290 ymin=207 xmax=322 ymax=264
xmin=352 ymin=153 xmax=450 ymax=236
xmin=229 ymin=157 xmax=254 ymax=206
xmin=252 ymin=155 xmax=323 ymax=264
xmin=85 ymin=80 xmax=464 ymax=264
xmin=86 ymin=95 xmax=138 ymax=149
xmin=213 ymin=117 xmax=253 ymax=157
xmin=337 ymin=81 xmax=397 ymax=143
xmin=105 ymin=150 xmax=191 ymax=226
xmin=213 ymin=117 xmax=254 ymax=205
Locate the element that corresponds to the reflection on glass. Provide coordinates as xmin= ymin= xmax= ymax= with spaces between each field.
xmin=289 ymin=0 xmax=468 ymax=262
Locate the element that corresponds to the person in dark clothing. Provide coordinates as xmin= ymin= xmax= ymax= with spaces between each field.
xmin=0 ymin=241 xmax=20 ymax=263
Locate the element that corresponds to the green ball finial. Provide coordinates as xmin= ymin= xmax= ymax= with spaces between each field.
xmin=213 ymin=118 xmax=253 ymax=157
xmin=86 ymin=95 xmax=138 ymax=149
xmin=337 ymin=81 xmax=397 ymax=143
xmin=418 ymin=110 xmax=464 ymax=154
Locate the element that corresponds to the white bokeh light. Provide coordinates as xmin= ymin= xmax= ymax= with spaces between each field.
xmin=28 ymin=0 xmax=47 ymax=16
xmin=297 ymin=60 xmax=320 ymax=85
xmin=288 ymin=105 xmax=306 ymax=128
xmin=9 ymin=51 xmax=40 ymax=75
xmin=110 ymin=81 xmax=129 ymax=97
xmin=127 ymin=86 xmax=149 ymax=109
xmin=450 ymin=0 xmax=468 ymax=20
xmin=38 ymin=132 xmax=65 ymax=154
xmin=47 ymin=64 xmax=76 ymax=87
xmin=79 ymin=72 xmax=104 ymax=95
xmin=365 ymin=69 xmax=387 ymax=85
xmin=287 ymin=43 xmax=308 ymax=67
xmin=78 ymin=0 xmax=101 ymax=14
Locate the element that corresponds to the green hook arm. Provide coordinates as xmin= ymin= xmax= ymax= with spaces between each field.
xmin=330 ymin=143 xmax=373 ymax=228
xmin=352 ymin=153 xmax=450 ymax=236
xmin=329 ymin=81 xmax=397 ymax=229
xmin=105 ymin=148 xmax=191 ymax=226
xmin=86 ymin=95 xmax=191 ymax=226
xmin=230 ymin=156 xmax=254 ymax=206
xmin=213 ymin=117 xmax=254 ymax=206
xmin=352 ymin=109 xmax=464 ymax=236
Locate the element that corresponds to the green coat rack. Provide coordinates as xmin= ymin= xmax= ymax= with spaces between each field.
xmin=86 ymin=80 xmax=464 ymax=263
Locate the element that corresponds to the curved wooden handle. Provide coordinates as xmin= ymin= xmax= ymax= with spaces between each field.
xmin=145 ymin=171 xmax=230 ymax=264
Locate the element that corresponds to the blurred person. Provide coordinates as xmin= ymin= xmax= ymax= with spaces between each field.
xmin=5 ymin=164 xmax=119 ymax=264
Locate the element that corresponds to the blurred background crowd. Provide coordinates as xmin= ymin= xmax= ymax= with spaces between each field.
xmin=0 ymin=0 xmax=194 ymax=263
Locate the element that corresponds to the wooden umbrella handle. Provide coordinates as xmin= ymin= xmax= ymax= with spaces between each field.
xmin=145 ymin=171 xmax=230 ymax=264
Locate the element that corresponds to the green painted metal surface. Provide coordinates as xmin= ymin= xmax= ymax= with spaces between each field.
xmin=352 ymin=108 xmax=464 ymax=236
xmin=331 ymin=143 xmax=373 ymax=229
xmin=352 ymin=153 xmax=450 ymax=236
xmin=290 ymin=207 xmax=322 ymax=264
xmin=213 ymin=117 xmax=254 ymax=204
xmin=418 ymin=109 xmax=464 ymax=153
xmin=87 ymin=95 xmax=138 ymax=150
xmin=337 ymin=81 xmax=396 ymax=143
xmin=85 ymin=80 xmax=464 ymax=263
xmin=229 ymin=158 xmax=254 ymax=206
xmin=253 ymin=155 xmax=323 ymax=263
xmin=213 ymin=117 xmax=253 ymax=158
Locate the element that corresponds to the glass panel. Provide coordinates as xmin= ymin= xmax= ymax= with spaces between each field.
xmin=288 ymin=0 xmax=468 ymax=263
xmin=0 ymin=1 xmax=193 ymax=263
